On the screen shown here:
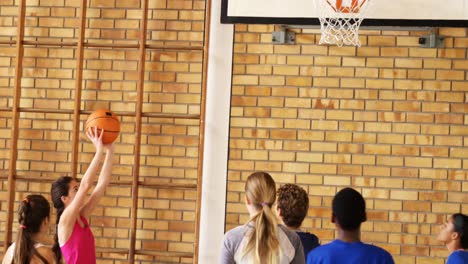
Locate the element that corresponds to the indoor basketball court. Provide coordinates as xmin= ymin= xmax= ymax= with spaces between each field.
xmin=0 ymin=0 xmax=467 ymax=263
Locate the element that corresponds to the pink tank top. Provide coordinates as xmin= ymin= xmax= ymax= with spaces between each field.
xmin=60 ymin=216 xmax=96 ymax=264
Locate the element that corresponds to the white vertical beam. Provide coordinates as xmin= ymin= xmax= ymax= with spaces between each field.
xmin=198 ymin=0 xmax=234 ymax=262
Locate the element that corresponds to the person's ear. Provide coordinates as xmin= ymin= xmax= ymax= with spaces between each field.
xmin=451 ymin=231 xmax=460 ymax=241
xmin=245 ymin=195 xmax=251 ymax=205
xmin=61 ymin=195 xmax=68 ymax=204
xmin=276 ymin=207 xmax=282 ymax=217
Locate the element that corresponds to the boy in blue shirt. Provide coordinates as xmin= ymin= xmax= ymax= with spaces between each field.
xmin=306 ymin=188 xmax=394 ymax=264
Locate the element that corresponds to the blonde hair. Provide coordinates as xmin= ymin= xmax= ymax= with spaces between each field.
xmin=243 ymin=171 xmax=280 ymax=264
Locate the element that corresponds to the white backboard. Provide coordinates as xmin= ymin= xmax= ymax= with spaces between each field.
xmin=221 ymin=0 xmax=468 ymax=27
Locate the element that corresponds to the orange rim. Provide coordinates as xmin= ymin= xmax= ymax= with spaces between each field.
xmin=326 ymin=0 xmax=367 ymax=13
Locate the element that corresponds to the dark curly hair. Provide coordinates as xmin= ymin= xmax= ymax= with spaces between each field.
xmin=277 ymin=184 xmax=309 ymax=228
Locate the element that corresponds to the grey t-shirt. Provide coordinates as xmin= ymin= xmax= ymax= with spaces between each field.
xmin=220 ymin=224 xmax=305 ymax=264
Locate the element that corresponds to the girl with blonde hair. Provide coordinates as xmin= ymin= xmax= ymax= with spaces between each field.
xmin=221 ymin=171 xmax=304 ymax=264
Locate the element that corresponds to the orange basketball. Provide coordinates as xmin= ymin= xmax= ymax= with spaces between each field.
xmin=85 ymin=109 xmax=120 ymax=144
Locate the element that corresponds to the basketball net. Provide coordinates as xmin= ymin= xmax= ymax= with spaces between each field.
xmin=313 ymin=0 xmax=372 ymax=47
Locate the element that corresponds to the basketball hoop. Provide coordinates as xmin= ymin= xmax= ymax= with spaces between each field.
xmin=313 ymin=0 xmax=372 ymax=47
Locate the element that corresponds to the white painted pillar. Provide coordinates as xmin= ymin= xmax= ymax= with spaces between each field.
xmin=198 ymin=0 xmax=234 ymax=262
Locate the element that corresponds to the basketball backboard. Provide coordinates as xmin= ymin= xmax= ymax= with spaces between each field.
xmin=221 ymin=0 xmax=468 ymax=27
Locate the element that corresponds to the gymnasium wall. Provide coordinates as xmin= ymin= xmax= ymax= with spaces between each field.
xmin=0 ymin=0 xmax=205 ymax=263
xmin=226 ymin=25 xmax=468 ymax=264
xmin=1 ymin=1 xmax=468 ymax=263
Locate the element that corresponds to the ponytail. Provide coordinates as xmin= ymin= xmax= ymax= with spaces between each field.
xmin=52 ymin=206 xmax=64 ymax=263
xmin=51 ymin=176 xmax=73 ymax=263
xmin=13 ymin=195 xmax=50 ymax=264
xmin=251 ymin=204 xmax=280 ymax=264
xmin=13 ymin=199 xmax=34 ymax=264
xmin=242 ymin=172 xmax=280 ymax=264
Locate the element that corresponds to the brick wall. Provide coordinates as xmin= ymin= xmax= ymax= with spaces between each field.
xmin=226 ymin=25 xmax=468 ymax=264
xmin=0 ymin=0 xmax=205 ymax=263
xmin=2 ymin=1 xmax=468 ymax=263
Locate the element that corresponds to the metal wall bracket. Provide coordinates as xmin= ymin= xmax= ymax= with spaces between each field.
xmin=419 ymin=29 xmax=445 ymax=48
xmin=272 ymin=25 xmax=295 ymax=44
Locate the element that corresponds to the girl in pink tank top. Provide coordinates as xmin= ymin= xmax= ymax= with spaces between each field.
xmin=51 ymin=127 xmax=114 ymax=264
xmin=60 ymin=216 xmax=95 ymax=263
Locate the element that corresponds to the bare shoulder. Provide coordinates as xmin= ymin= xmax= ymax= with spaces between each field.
xmin=2 ymin=244 xmax=14 ymax=264
xmin=34 ymin=246 xmax=56 ymax=264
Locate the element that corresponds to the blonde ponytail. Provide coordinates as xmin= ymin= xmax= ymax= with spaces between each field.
xmin=243 ymin=172 xmax=280 ymax=264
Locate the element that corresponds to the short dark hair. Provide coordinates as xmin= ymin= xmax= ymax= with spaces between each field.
xmin=452 ymin=213 xmax=468 ymax=249
xmin=332 ymin=187 xmax=366 ymax=231
xmin=277 ymin=184 xmax=309 ymax=228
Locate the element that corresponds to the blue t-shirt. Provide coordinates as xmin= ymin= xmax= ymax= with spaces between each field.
xmin=297 ymin=231 xmax=320 ymax=258
xmin=306 ymin=239 xmax=394 ymax=264
xmin=447 ymin=250 xmax=468 ymax=264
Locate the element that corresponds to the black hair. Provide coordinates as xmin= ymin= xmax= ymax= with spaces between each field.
xmin=50 ymin=176 xmax=73 ymax=263
xmin=332 ymin=187 xmax=366 ymax=231
xmin=13 ymin=194 xmax=50 ymax=264
xmin=452 ymin=213 xmax=468 ymax=249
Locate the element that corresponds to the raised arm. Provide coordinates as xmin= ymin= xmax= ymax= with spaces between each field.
xmin=81 ymin=142 xmax=114 ymax=219
xmin=58 ymin=127 xmax=104 ymax=236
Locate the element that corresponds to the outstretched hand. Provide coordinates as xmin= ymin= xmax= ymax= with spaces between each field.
xmin=86 ymin=126 xmax=104 ymax=152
